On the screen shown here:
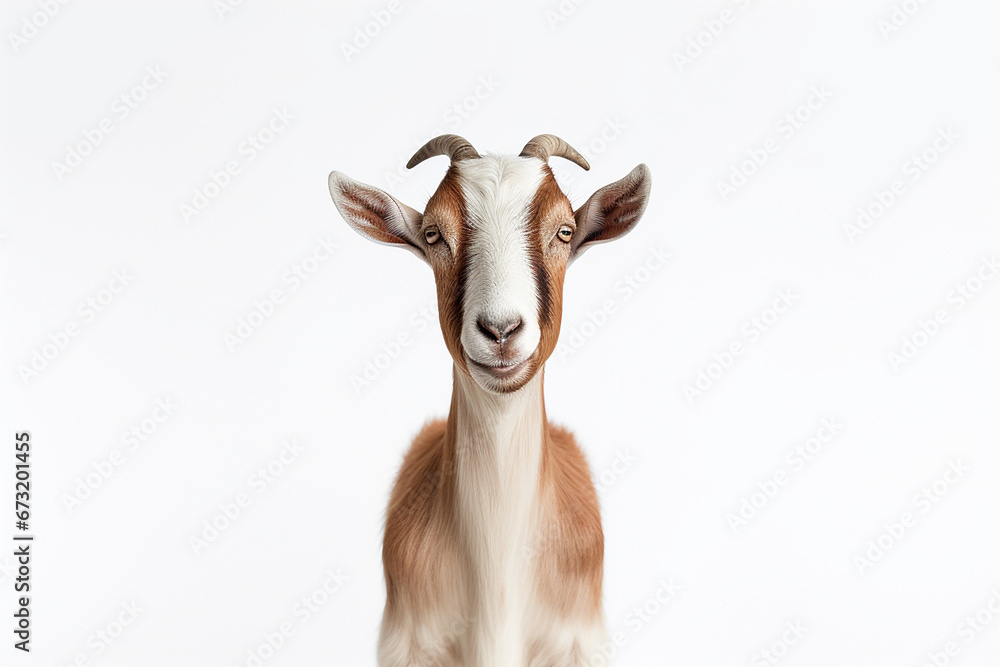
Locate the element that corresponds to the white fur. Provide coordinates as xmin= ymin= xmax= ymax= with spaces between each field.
xmin=455 ymin=156 xmax=545 ymax=390
xmin=378 ymin=605 xmax=468 ymax=666
xmin=451 ymin=368 xmax=545 ymax=665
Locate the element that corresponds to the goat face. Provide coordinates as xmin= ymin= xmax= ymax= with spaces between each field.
xmin=329 ymin=134 xmax=651 ymax=394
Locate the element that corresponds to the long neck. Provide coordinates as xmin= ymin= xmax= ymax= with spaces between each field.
xmin=446 ymin=366 xmax=547 ymax=516
xmin=444 ymin=365 xmax=548 ymax=659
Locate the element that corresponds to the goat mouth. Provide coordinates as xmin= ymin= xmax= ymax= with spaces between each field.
xmin=465 ymin=354 xmax=530 ymax=380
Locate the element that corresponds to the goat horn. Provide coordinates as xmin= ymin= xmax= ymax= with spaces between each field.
xmin=519 ymin=134 xmax=590 ymax=171
xmin=406 ymin=134 xmax=480 ymax=169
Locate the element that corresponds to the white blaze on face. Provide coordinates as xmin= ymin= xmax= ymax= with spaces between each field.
xmin=455 ymin=156 xmax=545 ymax=372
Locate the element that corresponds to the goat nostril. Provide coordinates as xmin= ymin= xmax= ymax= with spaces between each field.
xmin=501 ymin=319 xmax=522 ymax=339
xmin=477 ymin=318 xmax=498 ymax=342
xmin=477 ymin=317 xmax=523 ymax=344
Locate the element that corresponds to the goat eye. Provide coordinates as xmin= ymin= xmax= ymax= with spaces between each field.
xmin=557 ymin=225 xmax=574 ymax=242
xmin=424 ymin=227 xmax=440 ymax=244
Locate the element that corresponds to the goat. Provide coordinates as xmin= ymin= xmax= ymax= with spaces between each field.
xmin=329 ymin=134 xmax=651 ymax=666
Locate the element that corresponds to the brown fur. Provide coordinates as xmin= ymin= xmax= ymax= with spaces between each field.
xmin=382 ymin=419 xmax=459 ymax=613
xmin=529 ymin=166 xmax=575 ymax=367
xmin=382 ymin=417 xmax=604 ymax=621
xmin=537 ymin=424 xmax=604 ymax=616
xmin=423 ymin=167 xmax=471 ymax=376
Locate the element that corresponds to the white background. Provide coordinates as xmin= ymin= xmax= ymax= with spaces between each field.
xmin=1 ymin=1 xmax=998 ymax=665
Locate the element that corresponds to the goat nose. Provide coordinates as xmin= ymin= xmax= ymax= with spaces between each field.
xmin=476 ymin=317 xmax=522 ymax=344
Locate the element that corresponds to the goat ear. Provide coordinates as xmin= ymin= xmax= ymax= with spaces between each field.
xmin=572 ymin=164 xmax=651 ymax=260
xmin=328 ymin=171 xmax=426 ymax=261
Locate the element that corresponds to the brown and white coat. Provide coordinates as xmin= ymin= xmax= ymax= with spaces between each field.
xmin=329 ymin=134 xmax=651 ymax=667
